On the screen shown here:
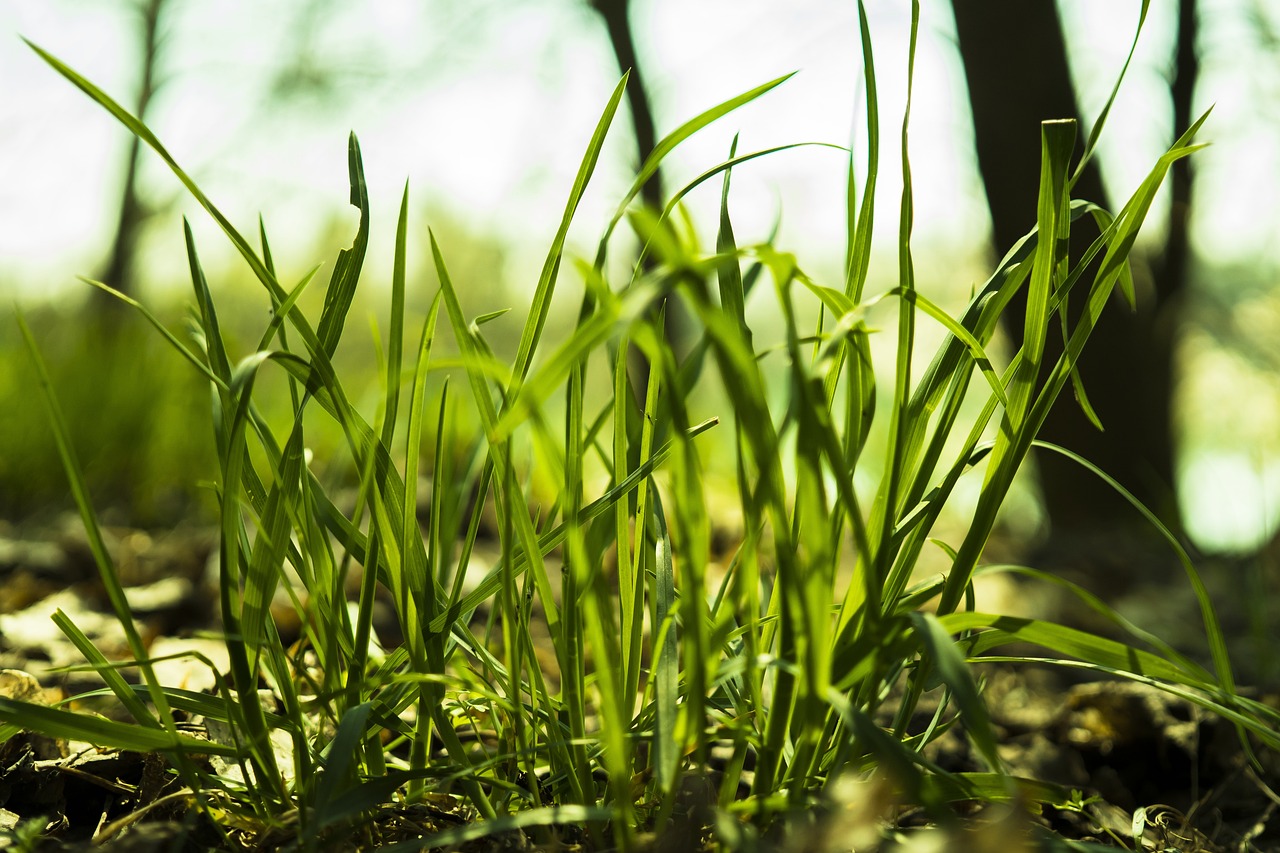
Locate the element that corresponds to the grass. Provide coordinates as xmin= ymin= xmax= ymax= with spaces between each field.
xmin=0 ymin=306 xmax=214 ymax=525
xmin=4 ymin=2 xmax=1278 ymax=850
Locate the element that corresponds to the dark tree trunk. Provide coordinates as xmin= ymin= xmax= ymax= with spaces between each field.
xmin=952 ymin=0 xmax=1193 ymax=557
xmin=589 ymin=0 xmax=698 ymax=406
xmin=96 ymin=0 xmax=165 ymax=318
xmin=589 ymin=0 xmax=663 ymax=212
xmin=1160 ymin=0 xmax=1197 ymax=311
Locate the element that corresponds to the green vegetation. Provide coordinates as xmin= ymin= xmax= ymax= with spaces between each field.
xmin=0 ymin=308 xmax=213 ymax=525
xmin=3 ymin=3 xmax=1275 ymax=850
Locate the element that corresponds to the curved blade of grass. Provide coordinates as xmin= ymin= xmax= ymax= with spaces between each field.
xmin=920 ymin=772 xmax=1070 ymax=807
xmin=15 ymin=312 xmax=173 ymax=728
xmin=598 ymin=72 xmax=796 ymax=257
xmin=577 ymin=529 xmax=635 ymax=838
xmin=612 ymin=341 xmax=638 ymax=714
xmin=976 ymin=564 xmax=1212 ymax=682
xmin=621 ymin=338 xmax=663 ymax=716
xmin=888 ymin=285 xmax=1007 ymax=408
xmin=25 ymin=42 xmax=299 ymax=319
xmin=869 ymin=0 xmax=923 ymax=613
xmin=938 ymin=612 xmax=1207 ymax=687
xmin=649 ymin=488 xmax=680 ymax=797
xmin=636 ymin=142 xmax=842 ymax=289
xmin=974 ymin=656 xmax=1280 ymax=751
xmin=380 ymin=181 xmax=411 ymax=447
xmin=1008 ymin=118 xmax=1076 ymax=436
xmin=400 ymin=294 xmax=445 ymax=646
xmin=26 ymin=44 xmax=372 ymax=470
xmin=0 ymin=697 xmax=237 ymax=755
xmin=909 ymin=612 xmax=1004 ymax=776
xmin=101 ymin=685 xmax=292 ymax=730
xmin=716 ymin=135 xmax=746 ymax=327
xmin=50 ymin=611 xmax=156 ymax=728
xmin=1033 ymin=440 xmax=1234 ymax=692
xmin=79 ymin=276 xmax=225 ymax=390
xmin=1070 ymin=0 xmax=1152 ymax=188
xmin=257 ymin=263 xmax=325 ymax=355
xmin=315 ymin=133 xmax=369 ymax=358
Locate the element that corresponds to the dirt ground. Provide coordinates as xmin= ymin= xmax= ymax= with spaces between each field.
xmin=2 ymin=517 xmax=1279 ymax=851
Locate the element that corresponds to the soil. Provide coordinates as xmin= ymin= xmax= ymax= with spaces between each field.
xmin=2 ymin=516 xmax=1279 ymax=851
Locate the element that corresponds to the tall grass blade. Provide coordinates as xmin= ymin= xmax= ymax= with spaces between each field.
xmin=599 ymin=72 xmax=797 ymax=256
xmin=0 ymin=698 xmax=235 ymax=755
xmin=15 ymin=313 xmax=174 ymax=728
xmin=315 ymin=133 xmax=370 ymax=358
xmin=509 ymin=74 xmax=628 ymax=390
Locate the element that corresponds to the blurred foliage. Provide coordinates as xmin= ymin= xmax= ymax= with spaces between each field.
xmin=1 ymin=305 xmax=213 ymax=526
xmin=0 ymin=205 xmax=538 ymax=527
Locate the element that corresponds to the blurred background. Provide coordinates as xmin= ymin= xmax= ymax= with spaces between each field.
xmin=2 ymin=0 xmax=1280 ymax=566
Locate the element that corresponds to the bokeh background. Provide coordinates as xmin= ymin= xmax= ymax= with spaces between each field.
xmin=3 ymin=0 xmax=1279 ymax=559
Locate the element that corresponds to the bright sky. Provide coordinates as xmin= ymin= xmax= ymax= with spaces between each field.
xmin=3 ymin=0 xmax=1280 ymax=550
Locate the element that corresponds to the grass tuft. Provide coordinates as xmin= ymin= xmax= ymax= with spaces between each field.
xmin=4 ymin=3 xmax=1274 ymax=849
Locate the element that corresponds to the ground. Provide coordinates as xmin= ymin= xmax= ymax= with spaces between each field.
xmin=2 ymin=517 xmax=1279 ymax=851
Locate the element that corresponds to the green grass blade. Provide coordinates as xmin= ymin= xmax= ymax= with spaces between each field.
xmin=401 ymin=294 xmax=445 ymax=646
xmin=311 ymin=702 xmax=374 ymax=824
xmin=909 ymin=612 xmax=1004 ymax=776
xmin=649 ymin=489 xmax=680 ymax=796
xmin=50 ymin=611 xmax=157 ymax=727
xmin=976 ymin=564 xmax=1212 ymax=681
xmin=938 ymin=612 xmax=1207 ymax=687
xmin=890 ymin=286 xmax=1007 ymax=409
xmin=870 ymin=0 xmax=923 ymax=610
xmin=24 ymin=42 xmax=298 ymax=318
xmin=716 ymin=135 xmax=746 ymax=328
xmin=79 ymin=276 xmax=226 ymax=390
xmin=599 ymin=72 xmax=796 ymax=255
xmin=431 ymin=232 xmax=561 ymax=637
xmin=846 ymin=0 xmax=879 ymax=304
xmin=1033 ymin=440 xmax=1236 ymax=692
xmin=508 ymin=74 xmax=628 ymax=391
xmin=919 ymin=772 xmax=1070 ymax=807
xmin=1070 ymin=0 xmax=1152 ymax=188
xmin=382 ymin=181 xmax=411 ymax=447
xmin=1007 ymin=118 xmax=1076 ymax=436
xmin=15 ymin=312 xmax=173 ymax=727
xmin=0 ymin=698 xmax=236 ymax=756
xmin=316 ymin=133 xmax=370 ymax=358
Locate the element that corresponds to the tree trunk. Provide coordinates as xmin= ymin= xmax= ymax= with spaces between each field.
xmin=589 ymin=0 xmax=699 ymax=409
xmin=589 ymin=0 xmax=663 ymax=212
xmin=96 ymin=0 xmax=166 ymax=318
xmin=952 ymin=0 xmax=1192 ymax=559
